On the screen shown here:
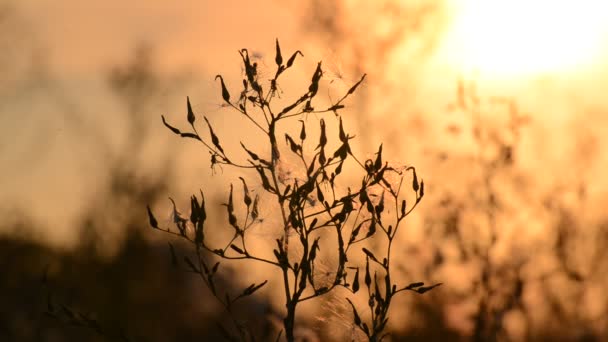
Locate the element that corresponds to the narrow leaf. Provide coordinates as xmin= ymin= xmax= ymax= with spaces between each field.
xmin=385 ymin=273 xmax=391 ymax=296
xmin=308 ymin=61 xmax=322 ymax=96
xmin=366 ymin=199 xmax=375 ymax=215
xmin=366 ymin=218 xmax=376 ymax=238
xmin=161 ymin=115 xmax=181 ymax=135
xmin=250 ymin=280 xmax=268 ymax=294
xmin=347 ymin=73 xmax=366 ymax=95
xmin=419 ymin=180 xmax=425 ymax=198
xmin=187 ymin=96 xmax=195 ymax=125
xmin=199 ymin=190 xmax=207 ymax=223
xmin=179 ymin=132 xmax=200 ymax=140
xmin=346 ymin=298 xmax=362 ymax=326
xmin=227 ymin=184 xmax=234 ymax=214
xmin=362 ymin=247 xmax=379 ymax=263
xmin=365 ymin=257 xmax=372 ymax=287
xmin=352 ymin=268 xmax=360 ymax=293
xmin=239 ymin=177 xmax=252 ymax=207
xmin=285 ymin=134 xmax=302 ymax=154
xmin=195 ymin=219 xmax=204 ymax=246
xmin=316 ymin=183 xmax=325 ymax=203
xmin=308 ymin=217 xmax=318 ymax=230
xmin=374 ymin=144 xmax=383 ymax=171
xmin=230 ymin=244 xmax=245 ymax=254
xmin=251 ymin=194 xmax=260 ymax=220
xmin=226 ymin=185 xmax=238 ymax=229
xmin=359 ymin=186 xmax=369 ymax=204
xmin=335 ymin=160 xmax=344 ymax=174
xmin=275 ymin=38 xmax=283 ymax=66
xmin=146 ymin=205 xmax=158 ymax=229
xmin=168 ymin=242 xmax=178 ymax=267
xmin=333 ymin=142 xmax=348 ymax=161
xmin=244 ymin=280 xmax=268 ymax=296
xmin=375 ymin=191 xmax=385 ymax=216
xmin=256 ymin=166 xmax=274 ymax=193
xmin=350 ymin=220 xmax=365 ymax=243
xmin=190 ymin=195 xmax=200 ymax=225
xmin=240 ymin=142 xmax=259 ymax=161
xmin=416 ymin=283 xmax=443 ymax=294
xmin=283 ymin=184 xmax=291 ymax=198
xmin=316 ymin=119 xmax=327 ymax=150
xmin=286 ymin=50 xmax=303 ymax=68
xmin=405 ymin=282 xmax=424 ymax=290
xmin=307 ymin=154 xmax=317 ymax=176
xmin=299 ymin=120 xmax=306 ymax=140
xmin=204 ymin=117 xmax=224 ymax=154
xmin=279 ymin=99 xmax=301 ymax=116
xmin=309 ymin=238 xmax=320 ymax=262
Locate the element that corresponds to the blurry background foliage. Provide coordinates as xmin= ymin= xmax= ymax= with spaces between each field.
xmin=2 ymin=1 xmax=608 ymax=341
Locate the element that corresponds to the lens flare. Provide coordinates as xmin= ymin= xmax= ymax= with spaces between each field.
xmin=442 ymin=0 xmax=608 ymax=77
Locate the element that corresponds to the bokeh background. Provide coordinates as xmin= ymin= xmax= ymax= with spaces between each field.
xmin=2 ymin=0 xmax=608 ymax=340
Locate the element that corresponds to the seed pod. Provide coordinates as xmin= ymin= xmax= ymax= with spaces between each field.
xmin=215 ymin=75 xmax=231 ymax=103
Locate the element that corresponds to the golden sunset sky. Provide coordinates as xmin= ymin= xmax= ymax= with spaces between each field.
xmin=2 ymin=0 xmax=608 ymax=250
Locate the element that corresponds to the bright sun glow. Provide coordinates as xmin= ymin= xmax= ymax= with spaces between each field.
xmin=442 ymin=0 xmax=608 ymax=78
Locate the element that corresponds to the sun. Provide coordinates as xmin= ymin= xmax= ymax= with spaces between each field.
xmin=441 ymin=0 xmax=608 ymax=78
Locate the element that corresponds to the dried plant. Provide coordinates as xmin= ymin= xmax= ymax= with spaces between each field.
xmin=147 ymin=40 xmax=440 ymax=342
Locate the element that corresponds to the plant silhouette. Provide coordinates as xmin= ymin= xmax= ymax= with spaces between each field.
xmin=148 ymin=40 xmax=440 ymax=342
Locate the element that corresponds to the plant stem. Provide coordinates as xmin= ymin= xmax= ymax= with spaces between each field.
xmin=284 ymin=299 xmax=297 ymax=342
xmin=267 ymin=117 xmax=299 ymax=341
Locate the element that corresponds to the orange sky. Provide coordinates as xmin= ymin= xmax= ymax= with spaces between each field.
xmin=1 ymin=0 xmax=304 ymax=247
xmin=14 ymin=0 xmax=301 ymax=73
xmin=2 ymin=0 xmax=608 ymax=251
